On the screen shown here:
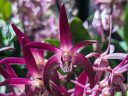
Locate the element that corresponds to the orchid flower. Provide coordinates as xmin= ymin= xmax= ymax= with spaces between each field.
xmin=86 ymin=16 xmax=127 ymax=83
xmin=68 ymin=16 xmax=128 ymax=96
xmin=108 ymin=55 xmax=128 ymax=93
xmin=0 ymin=1 xmax=127 ymax=96
xmin=0 ymin=23 xmax=61 ymax=95
xmin=26 ymin=4 xmax=98 ymax=90
xmin=0 ymin=57 xmax=26 ymax=95
xmin=69 ymin=55 xmax=128 ymax=96
xmin=91 ymin=0 xmax=125 ymax=43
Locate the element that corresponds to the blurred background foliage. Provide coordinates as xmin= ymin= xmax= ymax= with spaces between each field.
xmin=0 ymin=0 xmax=128 ymax=95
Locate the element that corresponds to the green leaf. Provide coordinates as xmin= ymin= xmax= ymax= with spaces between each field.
xmin=114 ymin=91 xmax=128 ymax=96
xmin=114 ymin=92 xmax=122 ymax=96
xmin=119 ymin=41 xmax=128 ymax=52
xmin=66 ymin=82 xmax=74 ymax=90
xmin=70 ymin=17 xmax=90 ymax=44
xmin=43 ymin=38 xmax=60 ymax=59
xmin=111 ymin=40 xmax=125 ymax=53
xmin=43 ymin=38 xmax=60 ymax=47
xmin=58 ymin=68 xmax=67 ymax=75
xmin=0 ymin=0 xmax=4 ymax=13
xmin=117 ymin=27 xmax=124 ymax=40
xmin=124 ymin=5 xmax=128 ymax=51
xmin=2 ymin=1 xmax=12 ymax=21
xmin=12 ymin=65 xmax=27 ymax=78
xmin=0 ymin=27 xmax=3 ymax=47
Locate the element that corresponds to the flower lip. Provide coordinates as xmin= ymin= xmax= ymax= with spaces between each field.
xmin=60 ymin=51 xmax=73 ymax=72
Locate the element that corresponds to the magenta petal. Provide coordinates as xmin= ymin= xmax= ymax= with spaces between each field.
xmin=22 ymin=38 xmax=40 ymax=76
xmin=38 ymin=49 xmax=44 ymax=58
xmin=0 ymin=67 xmax=11 ymax=78
xmin=73 ymin=53 xmax=95 ymax=88
xmin=0 ymin=57 xmax=25 ymax=65
xmin=59 ymin=4 xmax=72 ymax=49
xmin=117 ymin=64 xmax=128 ymax=73
xmin=26 ymin=42 xmax=62 ymax=54
xmin=114 ymin=55 xmax=128 ymax=71
xmin=74 ymin=71 xmax=88 ymax=96
xmin=0 ymin=47 xmax=14 ymax=52
xmin=0 ymin=93 xmax=16 ymax=96
xmin=0 ymin=78 xmax=33 ymax=86
xmin=60 ymin=87 xmax=70 ymax=96
xmin=11 ymin=24 xmax=30 ymax=44
xmin=12 ymin=24 xmax=44 ymax=65
xmin=5 ymin=64 xmax=18 ymax=78
xmin=50 ymin=69 xmax=60 ymax=88
xmin=43 ymin=54 xmax=60 ymax=91
xmin=49 ymin=80 xmax=62 ymax=96
xmin=70 ymin=40 xmax=98 ymax=54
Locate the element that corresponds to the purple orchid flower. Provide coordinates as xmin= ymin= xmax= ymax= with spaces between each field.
xmin=0 ymin=21 xmax=73 ymax=95
xmin=0 ymin=63 xmax=67 ymax=95
xmin=0 ymin=57 xmax=27 ymax=95
xmin=86 ymin=16 xmax=127 ymax=83
xmin=68 ymin=17 xmax=128 ymax=95
xmin=69 ymin=55 xmax=128 ymax=96
xmin=0 ymin=23 xmax=61 ymax=95
xmin=0 ymin=2 xmax=127 ymax=96
xmin=26 ymin=3 xmax=98 ymax=90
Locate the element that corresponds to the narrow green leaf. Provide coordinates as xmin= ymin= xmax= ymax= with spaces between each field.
xmin=2 ymin=1 xmax=12 ymax=21
xmin=0 ymin=0 xmax=4 ymax=13
xmin=119 ymin=41 xmax=128 ymax=52
xmin=124 ymin=5 xmax=128 ymax=51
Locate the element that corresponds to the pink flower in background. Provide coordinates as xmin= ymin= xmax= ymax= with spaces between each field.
xmin=34 ymin=15 xmax=59 ymax=42
xmin=90 ymin=0 xmax=125 ymax=42
xmin=11 ymin=0 xmax=58 ymax=42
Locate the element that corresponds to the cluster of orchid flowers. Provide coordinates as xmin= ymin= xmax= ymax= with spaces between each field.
xmin=86 ymin=0 xmax=125 ymax=42
xmin=0 ymin=3 xmax=128 ymax=96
